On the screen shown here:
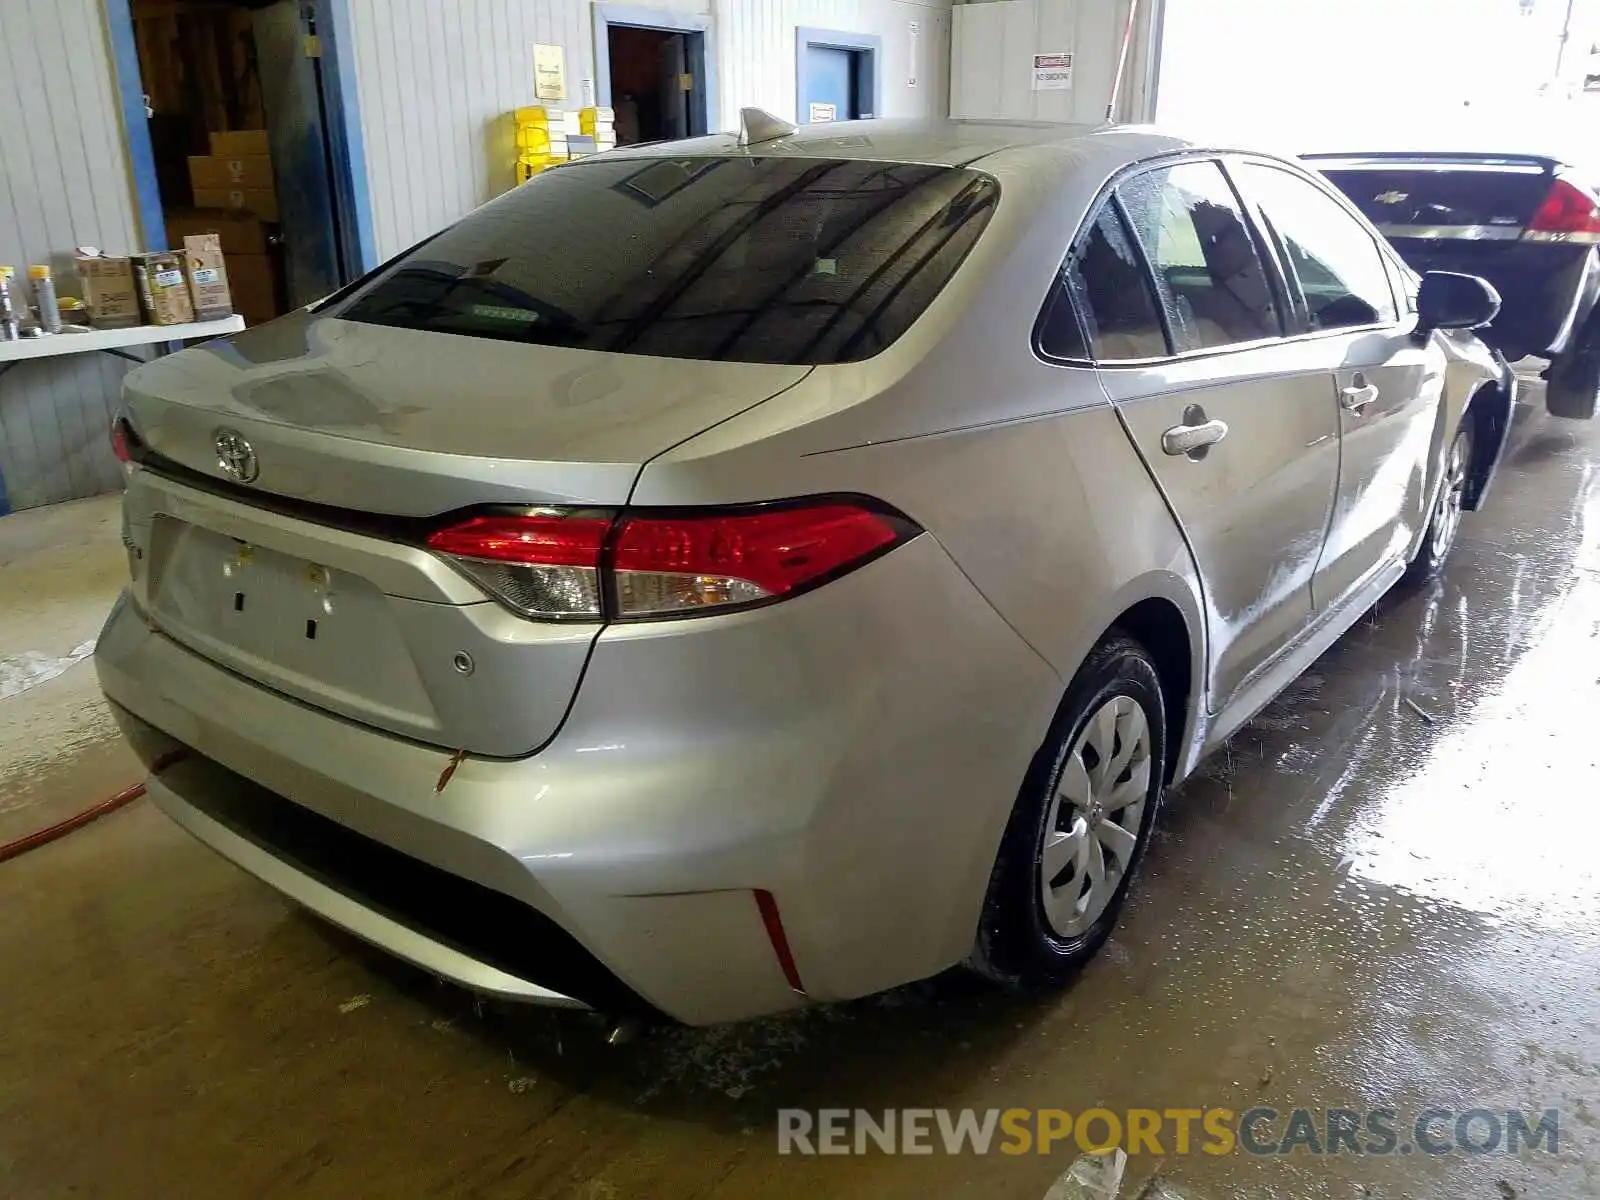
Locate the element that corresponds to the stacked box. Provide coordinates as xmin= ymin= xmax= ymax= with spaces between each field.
xmin=165 ymin=209 xmax=271 ymax=257
xmin=181 ymin=234 xmax=234 ymax=321
xmin=225 ymin=253 xmax=277 ymax=327
xmin=580 ymin=106 xmax=617 ymax=152
xmin=131 ymin=252 xmax=195 ymax=325
xmin=188 ymin=130 xmax=278 ymax=221
xmin=165 ymin=207 xmax=281 ymax=326
xmin=75 ymin=255 xmax=141 ymax=329
xmin=514 ymin=106 xmax=570 ymax=182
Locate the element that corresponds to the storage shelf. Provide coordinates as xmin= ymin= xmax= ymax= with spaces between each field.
xmin=0 ymin=315 xmax=245 ymax=365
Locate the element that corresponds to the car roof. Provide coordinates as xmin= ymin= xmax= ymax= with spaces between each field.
xmin=597 ymin=117 xmax=1210 ymax=173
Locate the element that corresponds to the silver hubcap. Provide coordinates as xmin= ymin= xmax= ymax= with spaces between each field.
xmin=1431 ymin=431 xmax=1470 ymax=561
xmin=1040 ymin=695 xmax=1153 ymax=939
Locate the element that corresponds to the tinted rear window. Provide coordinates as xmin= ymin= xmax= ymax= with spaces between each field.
xmin=335 ymin=156 xmax=1000 ymax=364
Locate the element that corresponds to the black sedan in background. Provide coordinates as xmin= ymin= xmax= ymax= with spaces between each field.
xmin=1308 ymin=148 xmax=1600 ymax=419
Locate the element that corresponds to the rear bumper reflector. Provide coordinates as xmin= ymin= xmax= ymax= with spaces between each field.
xmin=754 ymin=889 xmax=806 ymax=995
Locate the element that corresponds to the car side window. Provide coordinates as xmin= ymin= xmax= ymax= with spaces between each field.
xmin=1116 ymin=161 xmax=1282 ymax=353
xmin=1040 ymin=205 xmax=1168 ymax=361
xmin=1233 ymin=162 xmax=1399 ymax=332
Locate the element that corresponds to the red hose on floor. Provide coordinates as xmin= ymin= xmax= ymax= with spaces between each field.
xmin=0 ymin=782 xmax=147 ymax=864
xmin=0 ymin=752 xmax=185 ymax=864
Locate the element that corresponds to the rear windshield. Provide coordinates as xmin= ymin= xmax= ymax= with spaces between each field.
xmin=335 ymin=156 xmax=1000 ymax=365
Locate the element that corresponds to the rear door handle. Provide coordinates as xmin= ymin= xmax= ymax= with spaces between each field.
xmin=1161 ymin=417 xmax=1229 ymax=458
xmin=1341 ymin=383 xmax=1380 ymax=414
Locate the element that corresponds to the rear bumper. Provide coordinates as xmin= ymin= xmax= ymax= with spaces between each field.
xmin=96 ymin=533 xmax=1060 ymax=1025
xmin=132 ymin=749 xmax=596 ymax=1009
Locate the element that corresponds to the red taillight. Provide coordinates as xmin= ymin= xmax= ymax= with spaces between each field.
xmin=610 ymin=503 xmax=905 ymax=616
xmin=424 ymin=499 xmax=914 ymax=621
xmin=110 ymin=417 xmax=133 ymax=465
xmin=424 ymin=512 xmax=610 ymax=619
xmin=1525 ymin=177 xmax=1600 ymax=244
xmin=425 ymin=513 xmax=609 ymax=566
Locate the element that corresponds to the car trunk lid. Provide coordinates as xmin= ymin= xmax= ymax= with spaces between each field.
xmin=1310 ymin=153 xmax=1558 ymax=250
xmin=124 ymin=312 xmax=812 ymax=515
xmin=120 ymin=314 xmax=810 ymax=756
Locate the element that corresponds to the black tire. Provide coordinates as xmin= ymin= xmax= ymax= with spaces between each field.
xmin=1404 ymin=420 xmax=1473 ymax=585
xmin=971 ymin=633 xmax=1166 ymax=989
xmin=1546 ymin=311 xmax=1600 ymax=420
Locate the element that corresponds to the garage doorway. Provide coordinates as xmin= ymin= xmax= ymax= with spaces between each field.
xmin=114 ymin=0 xmax=373 ymax=317
xmin=796 ymin=29 xmax=881 ymax=124
xmin=593 ymin=6 xmax=714 ymax=145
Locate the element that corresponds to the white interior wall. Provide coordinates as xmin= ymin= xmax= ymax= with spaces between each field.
xmin=346 ymin=0 xmax=954 ymax=258
xmin=949 ymin=0 xmax=1160 ymax=124
xmin=0 ymin=0 xmax=142 ymax=511
xmin=721 ymin=0 xmax=951 ymax=127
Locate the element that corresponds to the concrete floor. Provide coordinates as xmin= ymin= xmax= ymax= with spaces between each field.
xmin=2 ymin=395 xmax=1598 ymax=1199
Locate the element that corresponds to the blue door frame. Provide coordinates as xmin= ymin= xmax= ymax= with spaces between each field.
xmin=592 ymin=5 xmax=718 ymax=138
xmin=104 ymin=0 xmax=377 ymax=277
xmin=795 ymin=28 xmax=882 ymax=123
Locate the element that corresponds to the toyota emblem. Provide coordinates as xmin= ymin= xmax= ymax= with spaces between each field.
xmin=214 ymin=429 xmax=259 ymax=484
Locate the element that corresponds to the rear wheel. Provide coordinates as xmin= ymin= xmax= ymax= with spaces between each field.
xmin=1404 ymin=421 xmax=1473 ymax=585
xmin=971 ymin=634 xmax=1166 ymax=988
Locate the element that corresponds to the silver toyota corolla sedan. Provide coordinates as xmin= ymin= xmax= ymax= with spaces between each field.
xmin=97 ymin=116 xmax=1514 ymax=1025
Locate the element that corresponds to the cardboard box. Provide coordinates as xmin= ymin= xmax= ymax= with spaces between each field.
xmin=226 ymin=253 xmax=278 ymax=327
xmin=131 ymin=251 xmax=196 ymax=325
xmin=188 ymin=154 xmax=275 ymax=191
xmin=166 ymin=208 xmax=270 ymax=256
xmin=193 ymin=187 xmax=280 ymax=223
xmin=75 ymin=255 xmax=140 ymax=329
xmin=182 ymin=234 xmax=233 ymax=321
xmin=210 ymin=129 xmax=270 ymax=157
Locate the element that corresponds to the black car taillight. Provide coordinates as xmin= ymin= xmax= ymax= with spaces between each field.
xmin=1524 ymin=176 xmax=1600 ymax=245
xmin=424 ymin=499 xmax=920 ymax=622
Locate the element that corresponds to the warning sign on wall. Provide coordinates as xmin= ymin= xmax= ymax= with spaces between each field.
xmin=808 ymin=102 xmax=838 ymax=123
xmin=534 ymin=43 xmax=567 ymax=100
xmin=1032 ymin=52 xmax=1074 ymax=91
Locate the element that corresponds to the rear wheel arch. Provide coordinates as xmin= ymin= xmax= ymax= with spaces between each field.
xmin=1461 ymin=377 xmax=1514 ymax=511
xmin=1103 ymin=597 xmax=1195 ymax=786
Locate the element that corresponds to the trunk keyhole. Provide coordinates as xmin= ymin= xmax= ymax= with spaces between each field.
xmin=305 ymin=619 xmax=318 ymax=640
xmin=233 ymin=592 xmax=245 ymax=612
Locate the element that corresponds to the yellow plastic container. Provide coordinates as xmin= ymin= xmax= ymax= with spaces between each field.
xmin=516 ymin=155 xmax=559 ymax=184
xmin=516 ymin=125 xmax=553 ymax=154
xmin=513 ymin=108 xmax=572 ymax=182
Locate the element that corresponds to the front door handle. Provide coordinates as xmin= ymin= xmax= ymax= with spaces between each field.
xmin=1341 ymin=382 xmax=1380 ymax=414
xmin=1162 ymin=414 xmax=1230 ymax=458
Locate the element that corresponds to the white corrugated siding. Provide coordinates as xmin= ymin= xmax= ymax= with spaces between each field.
xmin=346 ymin=0 xmax=953 ymax=258
xmin=0 ymin=0 xmax=142 ymax=511
xmin=950 ymin=0 xmax=1159 ymax=125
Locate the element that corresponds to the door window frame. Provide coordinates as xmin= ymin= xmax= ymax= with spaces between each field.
xmin=1222 ymin=155 xmax=1405 ymax=342
xmin=1034 ymin=151 xmax=1414 ymax=370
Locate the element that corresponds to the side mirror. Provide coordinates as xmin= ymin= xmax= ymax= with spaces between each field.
xmin=1417 ymin=271 xmax=1502 ymax=332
